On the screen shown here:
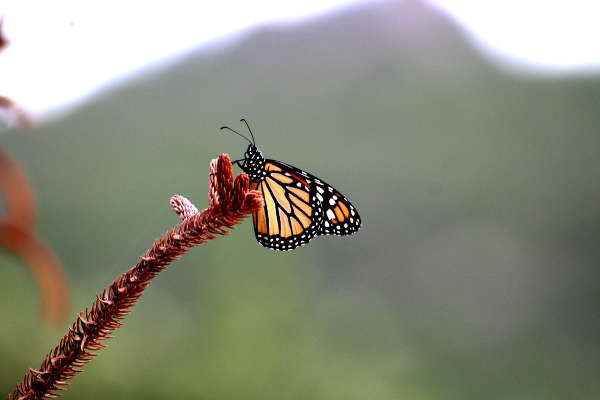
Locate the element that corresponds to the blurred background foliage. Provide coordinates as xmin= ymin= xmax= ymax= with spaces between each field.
xmin=2 ymin=1 xmax=600 ymax=398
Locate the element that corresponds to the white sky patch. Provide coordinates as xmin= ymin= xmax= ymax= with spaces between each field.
xmin=1 ymin=0 xmax=600 ymax=120
xmin=0 ymin=0 xmax=359 ymax=119
xmin=427 ymin=0 xmax=600 ymax=74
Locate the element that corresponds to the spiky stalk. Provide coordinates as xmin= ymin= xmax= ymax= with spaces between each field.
xmin=7 ymin=154 xmax=262 ymax=400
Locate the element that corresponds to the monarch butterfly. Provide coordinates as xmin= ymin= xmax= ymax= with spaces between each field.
xmin=221 ymin=119 xmax=362 ymax=251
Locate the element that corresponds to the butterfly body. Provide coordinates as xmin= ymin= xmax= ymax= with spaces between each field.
xmin=237 ymin=143 xmax=361 ymax=251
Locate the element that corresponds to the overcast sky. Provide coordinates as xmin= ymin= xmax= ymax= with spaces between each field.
xmin=1 ymin=0 xmax=599 ymax=119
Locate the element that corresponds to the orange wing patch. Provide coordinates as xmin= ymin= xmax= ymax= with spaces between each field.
xmin=266 ymin=177 xmax=292 ymax=212
xmin=340 ymin=202 xmax=350 ymax=218
xmin=250 ymin=181 xmax=268 ymax=234
xmin=265 ymin=163 xmax=282 ymax=172
xmin=253 ymin=170 xmax=315 ymax=241
xmin=293 ymin=206 xmax=312 ymax=228
xmin=254 ymin=205 xmax=268 ymax=234
xmin=333 ymin=206 xmax=345 ymax=222
xmin=290 ymin=218 xmax=304 ymax=235
xmin=289 ymin=187 xmax=310 ymax=202
xmin=271 ymin=172 xmax=293 ymax=184
xmin=278 ymin=209 xmax=292 ymax=238
xmin=290 ymin=195 xmax=312 ymax=218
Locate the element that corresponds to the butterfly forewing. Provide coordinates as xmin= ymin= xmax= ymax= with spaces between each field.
xmin=316 ymin=187 xmax=361 ymax=236
xmin=250 ymin=163 xmax=321 ymax=250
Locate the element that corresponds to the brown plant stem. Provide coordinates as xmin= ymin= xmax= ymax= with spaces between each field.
xmin=0 ymin=18 xmax=34 ymax=129
xmin=0 ymin=149 xmax=69 ymax=325
xmin=0 ymin=18 xmax=52 ymax=322
xmin=0 ymin=148 xmax=36 ymax=228
xmin=7 ymin=154 xmax=263 ymax=400
xmin=0 ymin=221 xmax=70 ymax=325
xmin=0 ymin=96 xmax=34 ymax=129
xmin=0 ymin=17 xmax=8 ymax=52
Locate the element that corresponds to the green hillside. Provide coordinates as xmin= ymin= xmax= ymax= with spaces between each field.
xmin=2 ymin=1 xmax=600 ymax=398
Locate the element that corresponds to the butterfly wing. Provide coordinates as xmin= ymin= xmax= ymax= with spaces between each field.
xmin=251 ymin=159 xmax=361 ymax=251
xmin=315 ymin=186 xmax=361 ymax=236
xmin=250 ymin=161 xmax=321 ymax=251
xmin=276 ymin=161 xmax=361 ymax=237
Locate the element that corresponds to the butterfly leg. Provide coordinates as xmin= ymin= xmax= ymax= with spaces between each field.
xmin=231 ymin=158 xmax=246 ymax=168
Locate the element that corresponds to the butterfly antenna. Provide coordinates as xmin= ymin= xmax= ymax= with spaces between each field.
xmin=240 ymin=118 xmax=256 ymax=146
xmin=220 ymin=125 xmax=253 ymax=145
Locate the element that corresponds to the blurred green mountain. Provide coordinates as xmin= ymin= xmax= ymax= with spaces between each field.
xmin=2 ymin=0 xmax=600 ymax=399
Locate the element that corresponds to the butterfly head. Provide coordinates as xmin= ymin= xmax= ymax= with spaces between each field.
xmin=221 ymin=119 xmax=265 ymax=181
